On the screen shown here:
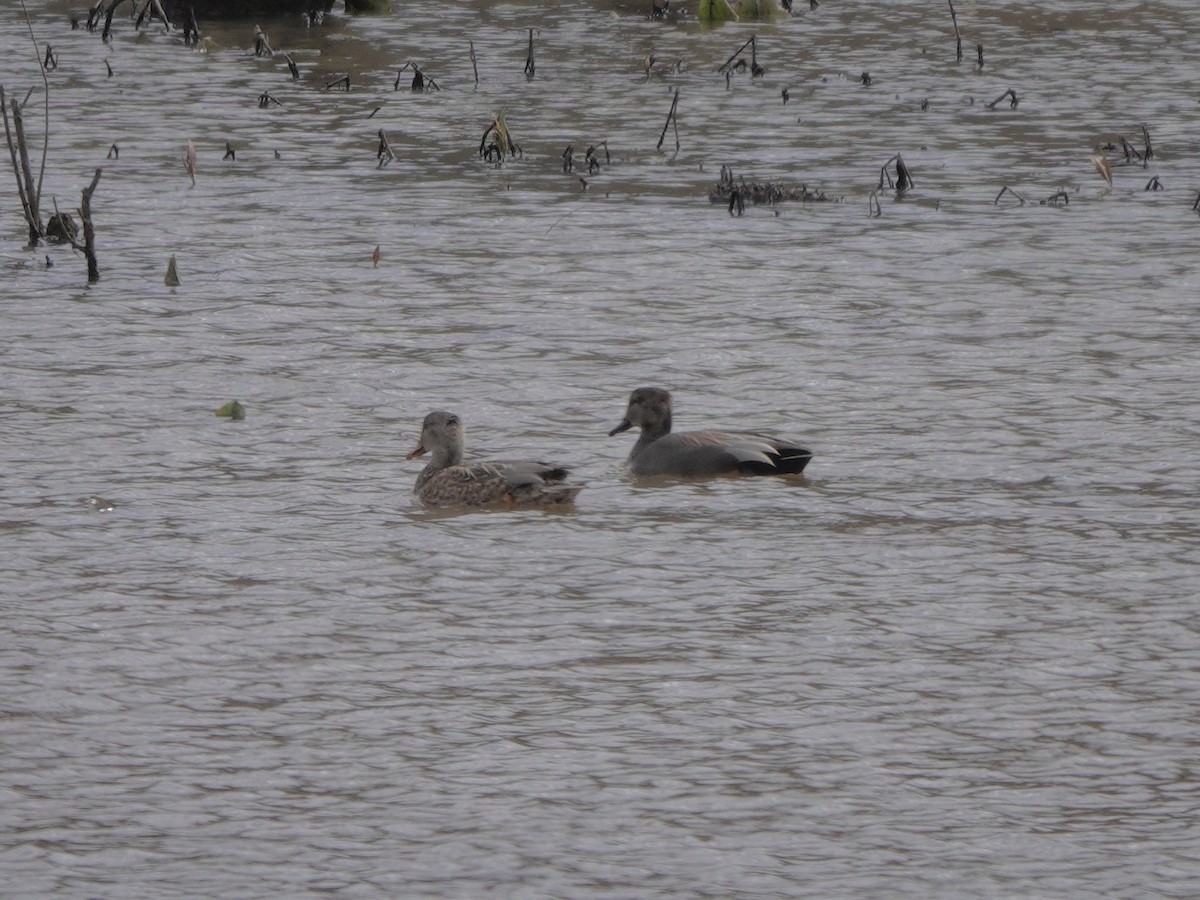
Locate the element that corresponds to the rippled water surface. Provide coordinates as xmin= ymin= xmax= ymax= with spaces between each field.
xmin=3 ymin=0 xmax=1199 ymax=896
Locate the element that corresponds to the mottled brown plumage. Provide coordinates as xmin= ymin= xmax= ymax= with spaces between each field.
xmin=407 ymin=411 xmax=582 ymax=508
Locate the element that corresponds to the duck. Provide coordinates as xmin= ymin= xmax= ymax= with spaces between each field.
xmin=406 ymin=410 xmax=583 ymax=507
xmin=608 ymin=387 xmax=812 ymax=478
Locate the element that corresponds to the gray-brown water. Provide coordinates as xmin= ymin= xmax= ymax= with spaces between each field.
xmin=3 ymin=0 xmax=1199 ymax=896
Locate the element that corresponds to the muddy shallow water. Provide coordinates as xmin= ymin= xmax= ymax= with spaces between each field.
xmin=2 ymin=1 xmax=1199 ymax=896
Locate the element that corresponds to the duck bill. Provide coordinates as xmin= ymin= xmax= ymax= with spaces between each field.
xmin=608 ymin=418 xmax=633 ymax=437
xmin=406 ymin=443 xmax=428 ymax=460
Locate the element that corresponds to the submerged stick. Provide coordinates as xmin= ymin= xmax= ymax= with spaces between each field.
xmin=8 ymin=94 xmax=44 ymax=243
xmin=718 ymin=35 xmax=756 ymax=75
xmin=80 ymin=167 xmax=101 ymax=283
xmin=985 ymin=89 xmax=1018 ymax=110
xmin=2 ymin=89 xmax=42 ymax=244
xmin=524 ymin=28 xmax=536 ymax=79
xmin=51 ymin=169 xmax=103 ymax=281
xmin=469 ymin=40 xmax=479 ymax=87
xmin=994 ymin=185 xmax=1026 ymax=205
xmin=657 ymin=87 xmax=680 ymax=152
xmin=1117 ymin=136 xmax=1143 ymax=165
xmin=947 ymin=0 xmax=962 ymax=62
xmin=377 ymin=129 xmax=395 ymax=167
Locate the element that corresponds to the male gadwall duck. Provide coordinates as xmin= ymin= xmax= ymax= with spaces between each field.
xmin=608 ymin=387 xmax=812 ymax=478
xmin=407 ymin=410 xmax=583 ymax=507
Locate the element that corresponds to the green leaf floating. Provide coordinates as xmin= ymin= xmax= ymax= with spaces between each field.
xmin=215 ymin=400 xmax=246 ymax=420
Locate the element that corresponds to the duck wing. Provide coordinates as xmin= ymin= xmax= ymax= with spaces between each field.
xmin=631 ymin=431 xmax=811 ymax=477
xmin=418 ymin=461 xmax=580 ymax=507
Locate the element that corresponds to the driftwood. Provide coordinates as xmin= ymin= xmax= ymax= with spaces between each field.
xmin=947 ymin=0 xmax=963 ymax=62
xmin=49 ymin=169 xmax=103 ymax=281
xmin=377 ymin=129 xmax=396 ymax=167
xmin=80 ymin=169 xmax=103 ymax=282
xmin=524 ymin=28 xmax=536 ymax=79
xmin=2 ymin=86 xmax=46 ymax=245
xmin=657 ymin=88 xmax=680 ymax=152
xmin=986 ymin=89 xmax=1019 ymax=110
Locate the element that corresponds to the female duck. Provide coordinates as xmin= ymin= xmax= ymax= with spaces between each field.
xmin=407 ymin=410 xmax=583 ymax=507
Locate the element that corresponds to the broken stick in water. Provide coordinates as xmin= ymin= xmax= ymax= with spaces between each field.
xmin=717 ymin=35 xmax=763 ymax=77
xmin=947 ymin=0 xmax=963 ymax=62
xmin=46 ymin=168 xmax=101 ymax=280
xmin=994 ymin=185 xmax=1026 ymax=206
xmin=377 ymin=129 xmax=396 ymax=167
xmin=80 ymin=168 xmax=101 ymax=283
xmin=986 ymin=89 xmax=1018 ymax=110
xmin=657 ymin=87 xmax=680 ymax=152
xmin=525 ymin=29 xmax=537 ymax=79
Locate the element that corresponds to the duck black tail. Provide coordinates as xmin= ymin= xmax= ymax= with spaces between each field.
xmin=741 ymin=445 xmax=812 ymax=476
